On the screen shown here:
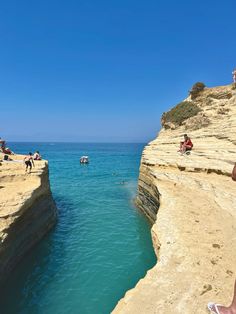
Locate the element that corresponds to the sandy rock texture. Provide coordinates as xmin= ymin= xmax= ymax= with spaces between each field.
xmin=113 ymin=84 xmax=236 ymax=313
xmin=0 ymin=154 xmax=57 ymax=286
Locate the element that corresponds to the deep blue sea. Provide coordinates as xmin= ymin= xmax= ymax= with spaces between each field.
xmin=0 ymin=143 xmax=156 ymax=314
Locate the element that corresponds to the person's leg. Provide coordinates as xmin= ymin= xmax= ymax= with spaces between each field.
xmin=228 ymin=280 xmax=236 ymax=311
xmin=181 ymin=144 xmax=187 ymax=153
xmin=208 ymin=280 xmax=236 ymax=314
xmin=178 ymin=142 xmax=183 ymax=152
xmin=25 ymin=161 xmax=31 ymax=173
xmin=28 ymin=162 xmax=32 ymax=173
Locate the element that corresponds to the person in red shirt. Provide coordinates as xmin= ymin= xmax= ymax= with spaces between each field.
xmin=232 ymin=163 xmax=236 ymax=181
xmin=179 ymin=134 xmax=193 ymax=154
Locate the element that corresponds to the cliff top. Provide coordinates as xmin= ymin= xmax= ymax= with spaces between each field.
xmin=0 ymin=154 xmax=49 ymax=236
xmin=144 ymin=83 xmax=236 ymax=177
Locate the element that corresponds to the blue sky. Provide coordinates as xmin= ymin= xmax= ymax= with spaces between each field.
xmin=0 ymin=0 xmax=236 ymax=142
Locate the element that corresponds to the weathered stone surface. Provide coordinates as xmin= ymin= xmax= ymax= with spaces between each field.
xmin=0 ymin=155 xmax=57 ymax=286
xmin=113 ymin=84 xmax=236 ymax=313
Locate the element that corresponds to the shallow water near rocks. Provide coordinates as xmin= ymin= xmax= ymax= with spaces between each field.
xmin=0 ymin=143 xmax=156 ymax=314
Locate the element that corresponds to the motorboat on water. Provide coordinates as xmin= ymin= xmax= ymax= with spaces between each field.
xmin=80 ymin=156 xmax=89 ymax=164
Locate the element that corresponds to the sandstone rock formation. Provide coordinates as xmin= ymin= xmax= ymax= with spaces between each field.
xmin=113 ymin=84 xmax=236 ymax=313
xmin=0 ymin=154 xmax=57 ymax=286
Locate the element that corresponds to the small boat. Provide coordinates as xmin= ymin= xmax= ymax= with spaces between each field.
xmin=80 ymin=156 xmax=89 ymax=164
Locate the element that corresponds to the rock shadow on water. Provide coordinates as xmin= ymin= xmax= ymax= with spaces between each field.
xmin=0 ymin=194 xmax=80 ymax=314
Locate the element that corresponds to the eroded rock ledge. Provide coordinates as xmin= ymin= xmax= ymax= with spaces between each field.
xmin=113 ymin=84 xmax=236 ymax=313
xmin=0 ymin=155 xmax=57 ymax=286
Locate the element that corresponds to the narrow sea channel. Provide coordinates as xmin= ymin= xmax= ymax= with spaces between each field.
xmin=0 ymin=143 xmax=156 ymax=314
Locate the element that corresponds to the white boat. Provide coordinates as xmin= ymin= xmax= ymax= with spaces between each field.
xmin=80 ymin=156 xmax=89 ymax=164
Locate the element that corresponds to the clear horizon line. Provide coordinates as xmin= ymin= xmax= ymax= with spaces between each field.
xmin=8 ymin=141 xmax=147 ymax=144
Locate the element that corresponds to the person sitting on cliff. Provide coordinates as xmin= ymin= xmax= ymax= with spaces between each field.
xmin=0 ymin=137 xmax=6 ymax=150
xmin=208 ymin=279 xmax=236 ymax=314
xmin=178 ymin=134 xmax=193 ymax=154
xmin=33 ymin=151 xmax=42 ymax=160
xmin=0 ymin=138 xmax=14 ymax=155
xmin=231 ymin=163 xmax=236 ymax=181
xmin=3 ymin=154 xmax=13 ymax=161
xmin=24 ymin=152 xmax=35 ymax=173
xmin=2 ymin=147 xmax=14 ymax=155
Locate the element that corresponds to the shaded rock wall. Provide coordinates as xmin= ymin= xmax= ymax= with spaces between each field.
xmin=136 ymin=164 xmax=160 ymax=224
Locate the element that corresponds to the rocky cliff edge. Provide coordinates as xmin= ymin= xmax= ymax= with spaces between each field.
xmin=0 ymin=154 xmax=57 ymax=286
xmin=113 ymin=84 xmax=236 ymax=313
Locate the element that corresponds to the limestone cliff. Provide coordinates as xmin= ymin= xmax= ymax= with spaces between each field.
xmin=0 ymin=155 xmax=57 ymax=286
xmin=113 ymin=84 xmax=236 ymax=313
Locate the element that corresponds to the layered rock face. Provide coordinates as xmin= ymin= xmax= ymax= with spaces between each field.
xmin=0 ymin=155 xmax=57 ymax=286
xmin=113 ymin=84 xmax=236 ymax=313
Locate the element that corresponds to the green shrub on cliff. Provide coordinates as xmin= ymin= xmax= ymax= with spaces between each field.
xmin=161 ymin=101 xmax=201 ymax=128
xmin=189 ymin=82 xmax=206 ymax=99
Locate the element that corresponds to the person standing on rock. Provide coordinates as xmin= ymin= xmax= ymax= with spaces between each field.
xmin=208 ymin=279 xmax=236 ymax=314
xmin=24 ymin=152 xmax=35 ymax=173
xmin=232 ymin=69 xmax=236 ymax=84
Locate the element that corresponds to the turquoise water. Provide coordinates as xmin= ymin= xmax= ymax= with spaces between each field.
xmin=0 ymin=143 xmax=156 ymax=314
